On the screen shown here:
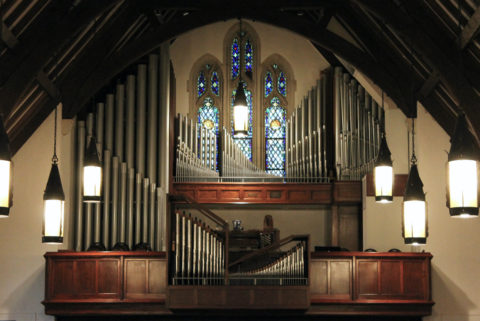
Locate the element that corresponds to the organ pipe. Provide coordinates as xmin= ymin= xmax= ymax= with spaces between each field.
xmin=74 ymin=121 xmax=85 ymax=251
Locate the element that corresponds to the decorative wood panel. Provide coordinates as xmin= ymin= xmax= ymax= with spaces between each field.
xmin=310 ymin=259 xmax=351 ymax=301
xmin=172 ymin=182 xmax=360 ymax=205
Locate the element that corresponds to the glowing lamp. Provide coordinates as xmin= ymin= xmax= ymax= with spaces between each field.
xmin=233 ymin=81 xmax=248 ymax=137
xmin=402 ymin=164 xmax=427 ymax=245
xmin=374 ymin=134 xmax=393 ymax=203
xmin=0 ymin=115 xmax=12 ymax=217
xmin=42 ymin=163 xmax=65 ymax=243
xmin=447 ymin=114 xmax=479 ymax=218
xmin=83 ymin=137 xmax=102 ymax=202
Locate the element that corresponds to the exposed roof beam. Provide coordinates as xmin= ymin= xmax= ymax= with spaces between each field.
xmin=417 ymin=71 xmax=440 ymax=100
xmin=1 ymin=21 xmax=18 ymax=49
xmin=36 ymin=71 xmax=61 ymax=103
xmin=356 ymin=0 xmax=480 ymax=141
xmin=461 ymin=5 xmax=480 ymax=49
xmin=0 ymin=0 xmax=120 ymax=117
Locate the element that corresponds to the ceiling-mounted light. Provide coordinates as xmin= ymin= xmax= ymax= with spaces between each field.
xmin=83 ymin=137 xmax=102 ymax=202
xmin=374 ymin=92 xmax=393 ymax=203
xmin=232 ymin=19 xmax=249 ymax=137
xmin=42 ymin=107 xmax=64 ymax=244
xmin=402 ymin=118 xmax=427 ymax=245
xmin=233 ymin=81 xmax=248 ymax=137
xmin=0 ymin=115 xmax=12 ymax=217
xmin=447 ymin=114 xmax=479 ymax=218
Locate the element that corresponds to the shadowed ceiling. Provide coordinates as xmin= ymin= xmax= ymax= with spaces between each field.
xmin=1 ymin=0 xmax=480 ymax=154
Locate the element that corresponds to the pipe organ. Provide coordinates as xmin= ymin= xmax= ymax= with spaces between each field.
xmin=73 ymin=49 xmax=170 ymax=252
xmin=334 ymin=67 xmax=384 ymax=180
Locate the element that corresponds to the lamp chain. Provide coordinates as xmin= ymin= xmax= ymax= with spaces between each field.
xmin=52 ymin=106 xmax=58 ymax=164
xmin=411 ymin=118 xmax=417 ymax=165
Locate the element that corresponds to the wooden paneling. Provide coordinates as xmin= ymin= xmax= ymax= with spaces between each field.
xmin=310 ymin=259 xmax=352 ymax=301
xmin=172 ymin=182 xmax=361 ymax=205
xmin=124 ymin=258 xmax=166 ymax=299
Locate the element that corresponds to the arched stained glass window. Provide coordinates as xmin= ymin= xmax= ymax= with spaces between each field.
xmin=198 ymin=97 xmax=219 ymax=170
xmin=197 ymin=71 xmax=206 ymax=97
xmin=211 ymin=71 xmax=220 ymax=96
xmin=231 ymin=84 xmax=253 ymax=160
xmin=265 ymin=72 xmax=273 ymax=97
xmin=265 ymin=97 xmax=286 ymax=176
xmin=278 ymin=71 xmax=287 ymax=97
xmin=245 ymin=39 xmax=253 ymax=74
xmin=231 ymin=38 xmax=240 ymax=79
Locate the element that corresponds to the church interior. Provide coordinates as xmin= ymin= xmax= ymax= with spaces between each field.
xmin=1 ymin=1 xmax=480 ymax=321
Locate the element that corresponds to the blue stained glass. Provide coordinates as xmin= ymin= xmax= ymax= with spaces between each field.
xmin=265 ymin=72 xmax=273 ymax=97
xmin=231 ymin=85 xmax=253 ymax=160
xmin=231 ymin=38 xmax=240 ymax=79
xmin=197 ymin=71 xmax=206 ymax=97
xmin=265 ymin=97 xmax=286 ymax=176
xmin=198 ymin=97 xmax=219 ymax=170
xmin=245 ymin=40 xmax=253 ymax=74
xmin=278 ymin=71 xmax=287 ymax=97
xmin=211 ymin=71 xmax=220 ymax=96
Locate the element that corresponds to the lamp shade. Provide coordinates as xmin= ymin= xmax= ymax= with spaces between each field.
xmin=43 ymin=163 xmax=65 ymax=243
xmin=83 ymin=137 xmax=102 ymax=202
xmin=0 ymin=115 xmax=12 ymax=217
xmin=233 ymin=81 xmax=248 ymax=137
xmin=447 ymin=114 xmax=479 ymax=218
xmin=402 ymin=164 xmax=427 ymax=245
xmin=374 ymin=135 xmax=393 ymax=203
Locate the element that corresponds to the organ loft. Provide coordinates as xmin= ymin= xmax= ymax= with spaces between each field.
xmin=4 ymin=1 xmax=480 ymax=321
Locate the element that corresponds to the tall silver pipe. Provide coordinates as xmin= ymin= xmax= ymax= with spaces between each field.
xmin=116 ymin=162 xmax=127 ymax=248
xmin=111 ymin=156 xmax=119 ymax=248
xmin=75 ymin=120 xmax=85 ymax=251
xmin=105 ymin=94 xmax=114 ymax=152
xmin=136 ymin=64 xmax=147 ymax=176
xmin=147 ymin=54 xmax=158 ymax=184
xmin=96 ymin=102 xmax=104 ymax=152
xmin=134 ymin=173 xmax=142 ymax=245
xmin=126 ymin=75 xmax=135 ymax=168
xmin=158 ymin=42 xmax=170 ymax=189
xmin=84 ymin=114 xmax=94 ymax=250
xmin=127 ymin=168 xmax=135 ymax=249
xmin=156 ymin=187 xmax=164 ymax=251
xmin=94 ymin=103 xmax=104 ymax=248
xmin=149 ymin=182 xmax=156 ymax=249
xmin=102 ymin=150 xmax=111 ymax=248
xmin=115 ymin=84 xmax=125 ymax=162
xmin=142 ymin=178 xmax=150 ymax=244
xmin=175 ymin=212 xmax=180 ymax=282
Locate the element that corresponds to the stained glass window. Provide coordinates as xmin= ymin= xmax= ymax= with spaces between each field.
xmin=231 ymin=84 xmax=253 ymax=161
xmin=265 ymin=97 xmax=286 ymax=176
xmin=211 ymin=71 xmax=220 ymax=96
xmin=265 ymin=72 xmax=273 ymax=97
xmin=198 ymin=97 xmax=219 ymax=170
xmin=245 ymin=39 xmax=253 ymax=74
xmin=231 ymin=38 xmax=240 ymax=79
xmin=197 ymin=71 xmax=206 ymax=97
xmin=278 ymin=71 xmax=287 ymax=97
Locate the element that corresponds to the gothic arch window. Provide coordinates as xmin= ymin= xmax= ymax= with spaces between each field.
xmin=189 ymin=56 xmax=224 ymax=170
xmin=261 ymin=56 xmax=295 ymax=176
xmin=225 ymin=22 xmax=259 ymax=162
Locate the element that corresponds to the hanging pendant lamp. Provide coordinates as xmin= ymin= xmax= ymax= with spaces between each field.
xmin=232 ymin=19 xmax=249 ymax=137
xmin=42 ymin=107 xmax=65 ymax=243
xmin=83 ymin=137 xmax=102 ymax=202
xmin=374 ymin=92 xmax=393 ymax=203
xmin=0 ymin=114 xmax=12 ymax=217
xmin=402 ymin=119 xmax=427 ymax=245
xmin=447 ymin=114 xmax=479 ymax=218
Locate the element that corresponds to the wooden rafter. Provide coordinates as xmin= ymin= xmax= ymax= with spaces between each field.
xmin=461 ymin=5 xmax=480 ymax=49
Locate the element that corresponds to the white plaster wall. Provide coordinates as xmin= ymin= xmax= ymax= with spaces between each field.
xmin=170 ymin=19 xmax=328 ymax=116
xmin=363 ymin=103 xmax=480 ymax=321
xmin=0 ymin=105 xmax=75 ymax=321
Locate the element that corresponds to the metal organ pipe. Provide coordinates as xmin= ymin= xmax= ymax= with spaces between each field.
xmin=126 ymin=75 xmax=135 ymax=168
xmin=147 ymin=54 xmax=158 ymax=184
xmin=136 ymin=65 xmax=146 ymax=176
xmin=75 ymin=121 xmax=85 ymax=251
xmin=102 ymin=150 xmax=111 ymax=248
xmin=84 ymin=113 xmax=94 ymax=250
xmin=127 ymin=168 xmax=134 ymax=249
xmin=111 ymin=156 xmax=119 ymax=249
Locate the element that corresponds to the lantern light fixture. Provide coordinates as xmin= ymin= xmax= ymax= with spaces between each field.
xmin=232 ymin=19 xmax=249 ymax=137
xmin=0 ymin=114 xmax=12 ymax=217
xmin=374 ymin=92 xmax=393 ymax=203
xmin=83 ymin=136 xmax=102 ymax=202
xmin=402 ymin=118 xmax=427 ymax=246
xmin=42 ymin=107 xmax=65 ymax=244
xmin=447 ymin=114 xmax=479 ymax=218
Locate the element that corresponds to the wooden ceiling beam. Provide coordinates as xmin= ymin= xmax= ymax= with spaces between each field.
xmin=0 ymin=0 xmax=120 ymax=118
xmin=1 ymin=20 xmax=18 ymax=49
xmin=461 ymin=5 xmax=480 ymax=49
xmin=356 ymin=0 xmax=480 ymax=141
xmin=36 ymin=71 xmax=61 ymax=104
xmin=417 ymin=71 xmax=440 ymax=100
